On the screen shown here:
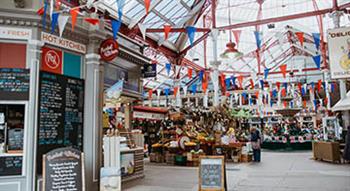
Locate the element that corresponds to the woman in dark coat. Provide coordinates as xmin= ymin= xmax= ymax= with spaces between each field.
xmin=250 ymin=127 xmax=261 ymax=162
xmin=343 ymin=126 xmax=350 ymax=161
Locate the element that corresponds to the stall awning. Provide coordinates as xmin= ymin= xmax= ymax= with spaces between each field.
xmin=332 ymin=91 xmax=350 ymax=111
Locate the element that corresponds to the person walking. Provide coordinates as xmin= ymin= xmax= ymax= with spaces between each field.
xmin=250 ymin=127 xmax=261 ymax=162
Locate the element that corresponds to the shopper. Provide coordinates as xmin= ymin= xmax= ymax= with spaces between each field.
xmin=343 ymin=126 xmax=350 ymax=161
xmin=250 ymin=127 xmax=261 ymax=162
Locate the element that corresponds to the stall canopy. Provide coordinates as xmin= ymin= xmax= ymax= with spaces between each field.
xmin=332 ymin=91 xmax=350 ymax=111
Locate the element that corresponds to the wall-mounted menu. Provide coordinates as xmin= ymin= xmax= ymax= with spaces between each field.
xmin=7 ymin=128 xmax=24 ymax=152
xmin=43 ymin=147 xmax=84 ymax=191
xmin=0 ymin=68 xmax=30 ymax=100
xmin=199 ymin=156 xmax=225 ymax=191
xmin=0 ymin=156 xmax=22 ymax=176
xmin=37 ymin=72 xmax=84 ymax=173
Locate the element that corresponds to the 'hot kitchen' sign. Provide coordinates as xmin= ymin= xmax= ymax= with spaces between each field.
xmin=41 ymin=32 xmax=86 ymax=54
xmin=99 ymin=39 xmax=119 ymax=61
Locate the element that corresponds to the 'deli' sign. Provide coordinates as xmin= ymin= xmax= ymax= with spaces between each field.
xmin=199 ymin=156 xmax=225 ymax=191
xmin=43 ymin=148 xmax=85 ymax=191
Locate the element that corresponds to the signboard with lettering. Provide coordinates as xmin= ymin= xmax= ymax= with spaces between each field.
xmin=0 ymin=156 xmax=22 ymax=176
xmin=328 ymin=27 xmax=350 ymax=79
xmin=0 ymin=26 xmax=32 ymax=40
xmin=41 ymin=47 xmax=63 ymax=74
xmin=99 ymin=39 xmax=119 ymax=61
xmin=41 ymin=32 xmax=86 ymax=54
xmin=199 ymin=156 xmax=225 ymax=191
xmin=43 ymin=147 xmax=85 ymax=191
xmin=37 ymin=72 xmax=84 ymax=173
xmin=0 ymin=68 xmax=30 ymax=100
xmin=142 ymin=64 xmax=157 ymax=78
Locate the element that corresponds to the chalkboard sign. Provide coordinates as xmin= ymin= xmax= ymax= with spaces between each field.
xmin=37 ymin=72 xmax=84 ymax=173
xmin=199 ymin=156 xmax=225 ymax=191
xmin=0 ymin=68 xmax=30 ymax=100
xmin=0 ymin=156 xmax=22 ymax=176
xmin=43 ymin=147 xmax=85 ymax=191
xmin=7 ymin=128 xmax=24 ymax=151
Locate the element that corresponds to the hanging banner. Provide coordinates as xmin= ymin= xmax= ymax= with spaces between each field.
xmin=328 ymin=27 xmax=350 ymax=79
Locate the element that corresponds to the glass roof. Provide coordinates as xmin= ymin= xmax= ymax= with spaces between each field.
xmin=97 ymin=0 xmax=350 ymax=91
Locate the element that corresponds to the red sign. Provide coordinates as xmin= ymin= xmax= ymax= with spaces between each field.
xmin=99 ymin=39 xmax=119 ymax=61
xmin=41 ymin=47 xmax=62 ymax=74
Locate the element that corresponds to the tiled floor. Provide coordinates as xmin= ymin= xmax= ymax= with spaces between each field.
xmin=122 ymin=151 xmax=350 ymax=191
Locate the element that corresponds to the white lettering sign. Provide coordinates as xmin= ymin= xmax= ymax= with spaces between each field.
xmin=41 ymin=32 xmax=86 ymax=54
xmin=328 ymin=27 xmax=350 ymax=79
xmin=0 ymin=26 xmax=32 ymax=40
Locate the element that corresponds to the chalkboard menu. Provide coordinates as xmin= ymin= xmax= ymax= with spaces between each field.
xmin=0 ymin=156 xmax=22 ymax=176
xmin=43 ymin=148 xmax=84 ymax=191
xmin=0 ymin=68 xmax=30 ymax=100
xmin=7 ymin=128 xmax=24 ymax=151
xmin=37 ymin=72 xmax=84 ymax=173
xmin=199 ymin=156 xmax=225 ymax=191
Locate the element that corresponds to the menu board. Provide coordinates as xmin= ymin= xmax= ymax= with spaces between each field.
xmin=37 ymin=72 xmax=84 ymax=173
xmin=199 ymin=156 xmax=225 ymax=191
xmin=0 ymin=156 xmax=22 ymax=176
xmin=7 ymin=128 xmax=24 ymax=151
xmin=43 ymin=147 xmax=84 ymax=191
xmin=0 ymin=68 xmax=30 ymax=100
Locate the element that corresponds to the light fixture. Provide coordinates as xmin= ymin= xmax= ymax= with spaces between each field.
xmin=220 ymin=0 xmax=243 ymax=60
xmin=220 ymin=41 xmax=243 ymax=59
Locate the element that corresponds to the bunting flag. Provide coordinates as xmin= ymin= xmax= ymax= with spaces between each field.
xmin=70 ymin=9 xmax=78 ymax=31
xmin=290 ymin=101 xmax=294 ymax=108
xmin=164 ymin=25 xmax=171 ymax=40
xmin=264 ymin=68 xmax=270 ymax=79
xmin=148 ymin=89 xmax=153 ymax=99
xmin=165 ymin=63 xmax=171 ymax=75
xmin=254 ymin=31 xmax=262 ymax=49
xmin=242 ymin=92 xmax=247 ymax=100
xmin=174 ymin=86 xmax=179 ymax=97
xmin=324 ymin=97 xmax=328 ymax=107
xmin=283 ymin=82 xmax=288 ymax=90
xmin=238 ymin=76 xmax=244 ymax=88
xmin=276 ymin=82 xmax=281 ymax=91
xmin=50 ymin=0 xmax=54 ymax=18
xmin=111 ymin=19 xmax=122 ymax=40
xmin=202 ymin=79 xmax=208 ymax=93
xmin=231 ymin=76 xmax=236 ymax=87
xmin=279 ymin=65 xmax=287 ymax=78
xmin=187 ymin=68 xmax=192 ymax=78
xmin=156 ymin=89 xmax=161 ymax=98
xmin=322 ymin=82 xmax=326 ymax=90
xmin=303 ymin=100 xmax=307 ymax=108
xmin=199 ymin=70 xmax=204 ymax=81
xmin=313 ymin=100 xmax=318 ymax=110
xmin=317 ymin=80 xmax=322 ymax=92
xmin=220 ymin=74 xmax=226 ymax=88
xmin=51 ymin=13 xmax=59 ymax=33
xmin=272 ymin=89 xmax=278 ymax=98
xmin=259 ymin=79 xmax=264 ymax=90
xmin=331 ymin=83 xmax=335 ymax=92
xmin=312 ymin=33 xmax=321 ymax=50
xmin=138 ymin=23 xmax=147 ymax=40
xmin=42 ymin=2 xmax=48 ymax=28
xmin=295 ymin=32 xmax=304 ymax=47
xmin=225 ymin=78 xmax=231 ymax=89
xmin=232 ymin=30 xmax=242 ymax=47
xmin=182 ymin=86 xmax=187 ymax=96
xmin=84 ymin=18 xmax=99 ymax=25
xmin=250 ymin=79 xmax=254 ymax=89
xmin=57 ymin=15 xmax=69 ymax=37
xmin=144 ymin=0 xmax=151 ymax=14
xmin=313 ymin=55 xmax=321 ymax=69
xmin=191 ymin=84 xmax=197 ymax=94
xmin=310 ymin=82 xmax=315 ymax=91
xmin=298 ymin=83 xmax=302 ymax=93
xmin=186 ymin=26 xmax=196 ymax=46
xmin=164 ymin=88 xmax=170 ymax=97
xmin=255 ymin=91 xmax=259 ymax=99
xmin=283 ymin=101 xmax=287 ymax=108
xmin=281 ymin=88 xmax=286 ymax=97
xmin=117 ymin=0 xmax=126 ymax=19
xmin=301 ymin=87 xmax=305 ymax=96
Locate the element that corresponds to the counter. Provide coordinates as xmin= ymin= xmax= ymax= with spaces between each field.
xmin=120 ymin=147 xmax=144 ymax=182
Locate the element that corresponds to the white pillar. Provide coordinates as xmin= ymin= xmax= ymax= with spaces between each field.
xmin=210 ymin=29 xmax=221 ymax=107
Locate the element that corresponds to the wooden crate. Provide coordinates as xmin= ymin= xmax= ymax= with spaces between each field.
xmin=165 ymin=153 xmax=175 ymax=165
xmin=312 ymin=141 xmax=341 ymax=163
xmin=150 ymin=153 xmax=164 ymax=163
